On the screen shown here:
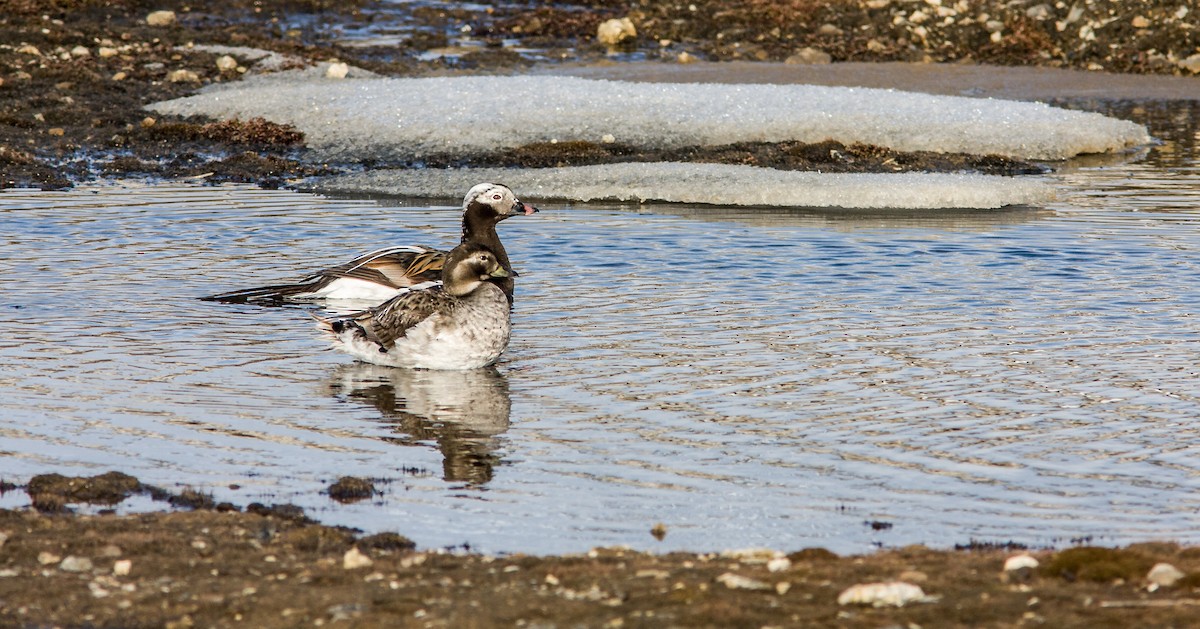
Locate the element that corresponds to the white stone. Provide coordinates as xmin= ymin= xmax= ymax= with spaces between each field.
xmin=1179 ymin=54 xmax=1200 ymax=74
xmin=767 ymin=557 xmax=792 ymax=573
xmin=113 ymin=559 xmax=132 ymax=576
xmin=1004 ymin=554 xmax=1040 ymax=571
xmin=1146 ymin=563 xmax=1186 ymax=588
xmin=785 ymin=47 xmax=832 ymax=64
xmin=70 ymin=45 xmax=90 ymax=57
xmin=37 ymin=551 xmax=61 ymax=565
xmin=98 ymin=46 xmax=119 ymax=58
xmin=837 ymin=581 xmax=934 ymax=607
xmin=343 ymin=547 xmax=373 ymax=570
xmin=167 ymin=69 xmax=200 ymax=83
xmin=716 ymin=572 xmax=772 ymax=591
xmin=146 ymin=10 xmax=176 ymax=27
xmin=597 ymin=18 xmax=636 ymax=47
xmin=59 ymin=556 xmax=94 ymax=573
xmin=216 ymin=55 xmax=238 ymax=72
xmin=325 ymin=62 xmax=350 ymax=79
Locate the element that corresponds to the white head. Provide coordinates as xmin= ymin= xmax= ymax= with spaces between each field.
xmin=462 ymin=183 xmax=537 ymax=221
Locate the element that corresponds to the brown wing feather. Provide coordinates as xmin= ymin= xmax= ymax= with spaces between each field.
xmin=322 ymin=247 xmax=446 ymax=289
xmin=351 ymin=286 xmax=455 ymax=349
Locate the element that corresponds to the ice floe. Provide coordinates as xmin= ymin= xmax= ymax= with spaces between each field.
xmin=149 ymin=75 xmax=1149 ymax=161
xmin=318 ymin=163 xmax=1055 ymax=209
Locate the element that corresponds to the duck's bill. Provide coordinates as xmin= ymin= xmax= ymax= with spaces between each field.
xmin=513 ymin=201 xmax=539 ymax=216
xmin=490 ymin=267 xmax=514 ymax=279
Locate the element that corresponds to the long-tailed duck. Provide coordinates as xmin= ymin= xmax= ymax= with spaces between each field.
xmin=315 ymin=242 xmax=512 ymax=370
xmin=203 ymin=183 xmax=537 ymax=305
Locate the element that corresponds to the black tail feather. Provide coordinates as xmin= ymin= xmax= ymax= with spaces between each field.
xmin=199 ymin=281 xmax=323 ymax=304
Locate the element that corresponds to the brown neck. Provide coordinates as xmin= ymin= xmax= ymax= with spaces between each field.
xmin=461 ymin=202 xmax=514 ymax=302
xmin=461 ymin=202 xmax=511 ymax=269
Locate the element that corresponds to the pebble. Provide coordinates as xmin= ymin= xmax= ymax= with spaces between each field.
xmin=70 ymin=46 xmax=90 ymax=57
xmin=113 ymin=559 xmax=132 ymax=576
xmin=216 ymin=55 xmax=238 ymax=72
xmin=676 ymin=51 xmax=697 ymax=64
xmin=98 ymin=46 xmax=119 ymax=58
xmin=1146 ymin=563 xmax=1185 ymax=590
xmin=1003 ymin=554 xmax=1039 ymax=572
xmin=146 ymin=10 xmax=177 ymax=27
xmin=837 ymin=581 xmax=934 ymax=607
xmin=1180 ymin=54 xmax=1200 ymax=75
xmin=342 ymin=547 xmax=373 ymax=570
xmin=37 ymin=551 xmax=61 ymax=565
xmin=17 ymin=44 xmax=41 ymax=56
xmin=111 ymin=71 xmax=127 ymax=81
xmin=785 ymin=47 xmax=832 ymax=64
xmin=59 ymin=556 xmax=94 ymax=572
xmin=597 ymin=18 xmax=637 ymax=47
xmin=48 ymin=128 xmax=65 ymax=136
xmin=325 ymin=62 xmax=350 ymax=79
xmin=1131 ymin=15 xmax=1151 ymax=28
xmin=715 ymin=572 xmax=772 ymax=591
xmin=167 ymin=69 xmax=200 ymax=83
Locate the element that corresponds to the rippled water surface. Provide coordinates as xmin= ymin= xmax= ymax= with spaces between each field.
xmin=2 ymin=101 xmax=1199 ymax=555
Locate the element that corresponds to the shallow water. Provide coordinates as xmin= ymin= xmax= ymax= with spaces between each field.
xmin=2 ymin=100 xmax=1199 ymax=555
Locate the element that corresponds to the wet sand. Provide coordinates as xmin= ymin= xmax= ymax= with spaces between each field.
xmin=4 ymin=1 xmax=1200 ymax=626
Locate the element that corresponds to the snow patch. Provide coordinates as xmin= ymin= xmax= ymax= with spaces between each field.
xmin=318 ymin=163 xmax=1055 ymax=209
xmin=148 ymin=75 xmax=1149 ymax=161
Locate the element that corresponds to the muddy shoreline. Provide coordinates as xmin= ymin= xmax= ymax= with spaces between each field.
xmin=5 ymin=1 xmax=1200 ymax=626
xmin=4 ymin=472 xmax=1200 ymax=627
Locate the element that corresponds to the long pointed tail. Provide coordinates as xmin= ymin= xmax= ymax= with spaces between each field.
xmin=200 ymin=280 xmax=324 ymax=304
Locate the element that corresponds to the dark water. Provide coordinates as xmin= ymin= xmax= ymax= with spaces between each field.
xmin=1 ymin=100 xmax=1198 ymax=555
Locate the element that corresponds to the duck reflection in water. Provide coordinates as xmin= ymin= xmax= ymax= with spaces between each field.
xmin=325 ymin=363 xmax=511 ymax=485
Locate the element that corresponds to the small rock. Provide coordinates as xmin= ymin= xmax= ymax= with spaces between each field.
xmin=721 ymin=548 xmax=779 ymax=563
xmin=59 ymin=556 xmax=93 ymax=572
xmin=141 ymin=116 xmax=156 ymax=128
xmin=767 ymin=557 xmax=792 ymax=573
xmin=775 ymin=581 xmax=791 ymax=595
xmin=111 ymin=71 xmax=127 ymax=81
xmin=146 ymin=10 xmax=176 ymax=27
xmin=1131 ymin=15 xmax=1151 ymax=28
xmin=98 ymin=46 xmax=119 ymax=58
xmin=17 ymin=44 xmax=41 ymax=56
xmin=716 ymin=572 xmax=772 ymax=591
xmin=1026 ymin=4 xmax=1052 ymax=20
xmin=70 ymin=46 xmax=90 ymax=57
xmin=1004 ymin=554 xmax=1040 ymax=572
xmin=48 ymin=128 xmax=65 ymax=136
xmin=167 ymin=69 xmax=200 ymax=83
xmin=343 ymin=547 xmax=373 ymax=570
xmin=601 ymin=133 xmax=617 ymax=144
xmin=676 ymin=51 xmax=698 ymax=64
xmin=785 ymin=47 xmax=832 ymax=65
xmin=216 ymin=55 xmax=238 ymax=72
xmin=325 ymin=62 xmax=350 ymax=79
xmin=817 ymin=23 xmax=843 ymax=35
xmin=597 ymin=17 xmax=637 ymax=47
xmin=37 ymin=551 xmax=61 ymax=565
xmin=1146 ymin=563 xmax=1186 ymax=589
xmin=1179 ymin=54 xmax=1200 ymax=75
xmin=837 ymin=581 xmax=936 ymax=607
xmin=113 ymin=559 xmax=132 ymax=576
